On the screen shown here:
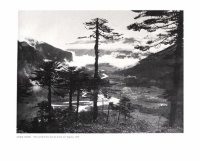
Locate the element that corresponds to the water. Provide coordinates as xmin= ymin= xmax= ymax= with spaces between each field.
xmin=52 ymin=94 xmax=120 ymax=112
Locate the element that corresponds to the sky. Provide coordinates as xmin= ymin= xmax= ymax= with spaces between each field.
xmin=18 ymin=10 xmax=168 ymax=52
xmin=18 ymin=10 xmax=149 ymax=49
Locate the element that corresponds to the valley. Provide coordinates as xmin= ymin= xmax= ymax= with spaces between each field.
xmin=17 ymin=30 xmax=183 ymax=133
xmin=18 ymin=46 xmax=173 ymax=132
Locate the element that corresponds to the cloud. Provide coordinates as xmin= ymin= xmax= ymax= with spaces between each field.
xmin=65 ymin=38 xmax=129 ymax=50
xmin=99 ymin=39 xmax=120 ymax=44
xmin=66 ymin=39 xmax=95 ymax=45
xmin=66 ymin=50 xmax=140 ymax=69
xmin=123 ymin=37 xmax=140 ymax=44
xmin=66 ymin=37 xmax=120 ymax=45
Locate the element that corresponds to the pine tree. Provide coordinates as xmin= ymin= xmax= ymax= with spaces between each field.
xmin=17 ymin=75 xmax=32 ymax=103
xmin=73 ymin=68 xmax=91 ymax=125
xmin=55 ymin=65 xmax=92 ymax=126
xmin=127 ymin=10 xmax=183 ymax=127
xmin=81 ymin=18 xmax=122 ymax=121
xmin=30 ymin=60 xmax=60 ymax=120
xmin=55 ymin=66 xmax=77 ymax=112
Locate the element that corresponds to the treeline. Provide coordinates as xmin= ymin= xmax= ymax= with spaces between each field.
xmin=18 ymin=60 xmax=135 ymax=133
xmin=18 ymin=60 xmax=107 ymax=132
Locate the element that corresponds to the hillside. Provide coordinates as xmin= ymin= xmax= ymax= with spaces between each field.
xmin=36 ymin=43 xmax=73 ymax=62
xmin=18 ymin=40 xmax=73 ymax=89
xmin=18 ymin=41 xmax=72 ymax=66
xmin=18 ymin=40 xmax=73 ymax=74
xmin=17 ymin=40 xmax=73 ymax=121
xmin=117 ymin=45 xmax=177 ymax=90
xmin=117 ymin=45 xmax=183 ymax=127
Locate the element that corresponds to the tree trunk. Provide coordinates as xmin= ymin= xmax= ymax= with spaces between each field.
xmin=94 ymin=18 xmax=99 ymax=79
xmin=169 ymin=11 xmax=183 ymax=127
xmin=48 ymin=84 xmax=51 ymax=109
xmin=69 ymin=84 xmax=73 ymax=112
xmin=76 ymin=88 xmax=80 ymax=125
xmin=93 ymin=18 xmax=99 ymax=121
xmin=93 ymin=89 xmax=98 ymax=121
xmin=48 ymin=82 xmax=52 ymax=121
xmin=102 ymin=98 xmax=104 ymax=112
xmin=117 ymin=107 xmax=121 ymax=124
xmin=106 ymin=104 xmax=110 ymax=123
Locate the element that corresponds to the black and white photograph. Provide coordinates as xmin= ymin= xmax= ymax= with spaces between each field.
xmin=17 ymin=10 xmax=183 ymax=133
xmin=1 ymin=0 xmax=200 ymax=161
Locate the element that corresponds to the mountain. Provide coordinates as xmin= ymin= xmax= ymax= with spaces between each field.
xmin=117 ymin=45 xmax=178 ymax=90
xmin=36 ymin=42 xmax=72 ymax=62
xmin=18 ymin=40 xmax=72 ymax=71
xmin=18 ymin=40 xmax=72 ymax=64
xmin=17 ymin=40 xmax=73 ymax=99
xmin=118 ymin=45 xmax=183 ymax=127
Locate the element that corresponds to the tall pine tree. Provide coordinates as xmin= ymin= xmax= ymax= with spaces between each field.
xmin=30 ymin=60 xmax=60 ymax=120
xmin=127 ymin=10 xmax=183 ymax=127
xmin=81 ymin=18 xmax=122 ymax=121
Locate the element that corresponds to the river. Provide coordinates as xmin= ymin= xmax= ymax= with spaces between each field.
xmin=52 ymin=94 xmax=120 ymax=112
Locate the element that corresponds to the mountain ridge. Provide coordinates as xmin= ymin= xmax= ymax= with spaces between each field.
xmin=17 ymin=40 xmax=73 ymax=89
xmin=116 ymin=45 xmax=178 ymax=90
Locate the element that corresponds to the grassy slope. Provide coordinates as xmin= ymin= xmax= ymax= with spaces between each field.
xmin=116 ymin=45 xmax=183 ymax=128
xmin=117 ymin=45 xmax=177 ymax=89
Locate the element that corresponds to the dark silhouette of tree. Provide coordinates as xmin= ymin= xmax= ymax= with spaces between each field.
xmin=55 ymin=66 xmax=77 ymax=112
xmin=101 ymin=87 xmax=121 ymax=123
xmin=127 ymin=10 xmax=183 ymax=127
xmin=32 ymin=101 xmax=49 ymax=132
xmin=81 ymin=18 xmax=122 ymax=121
xmin=120 ymin=97 xmax=131 ymax=121
xmin=17 ymin=75 xmax=32 ymax=103
xmin=116 ymin=97 xmax=131 ymax=124
xmin=107 ymin=102 xmax=113 ymax=123
xmin=117 ymin=105 xmax=121 ymax=124
xmin=30 ymin=60 xmax=60 ymax=120
xmin=68 ymin=67 xmax=77 ymax=112
xmin=55 ymin=65 xmax=91 ymax=109
xmin=55 ymin=65 xmax=93 ymax=126
xmin=31 ymin=100 xmax=60 ymax=133
xmin=73 ymin=68 xmax=91 ymax=125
